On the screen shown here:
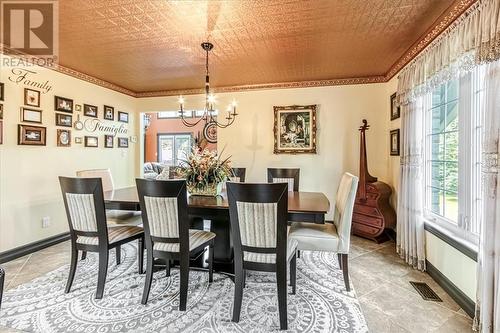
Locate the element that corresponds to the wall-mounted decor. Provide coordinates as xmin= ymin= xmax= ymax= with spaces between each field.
xmin=390 ymin=129 xmax=400 ymax=156
xmin=83 ymin=104 xmax=97 ymax=118
xmin=54 ymin=96 xmax=73 ymax=113
xmin=273 ymin=104 xmax=317 ymax=154
xmin=56 ymin=113 xmax=72 ymax=127
xmin=84 ymin=136 xmax=98 ymax=147
xmin=75 ymin=104 xmax=82 ymax=112
xmin=0 ymin=104 xmax=3 ymax=119
xmin=118 ymin=137 xmax=128 ymax=148
xmin=18 ymin=124 xmax=46 ymax=146
xmin=73 ymin=113 xmax=84 ymax=130
xmin=21 ymin=107 xmax=42 ymax=124
xmin=75 ymin=137 xmax=83 ymax=144
xmin=118 ymin=111 xmax=128 ymax=123
xmin=104 ymin=105 xmax=114 ymax=121
xmin=104 ymin=135 xmax=114 ymax=148
xmin=0 ymin=82 xmax=4 ymax=101
xmin=24 ymin=88 xmax=40 ymax=107
xmin=390 ymin=93 xmax=400 ymax=120
xmin=130 ymin=135 xmax=137 ymax=143
xmin=0 ymin=121 xmax=3 ymax=144
xmin=57 ymin=129 xmax=71 ymax=147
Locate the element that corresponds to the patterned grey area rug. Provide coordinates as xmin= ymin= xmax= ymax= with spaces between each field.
xmin=0 ymin=244 xmax=368 ymax=332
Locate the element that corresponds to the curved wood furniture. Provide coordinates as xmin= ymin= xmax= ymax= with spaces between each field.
xmin=352 ymin=120 xmax=396 ymax=243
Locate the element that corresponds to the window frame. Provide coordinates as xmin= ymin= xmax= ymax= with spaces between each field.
xmin=156 ymin=132 xmax=193 ymax=166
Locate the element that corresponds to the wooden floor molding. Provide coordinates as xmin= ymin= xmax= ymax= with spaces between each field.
xmin=0 ymin=233 xmax=70 ymax=264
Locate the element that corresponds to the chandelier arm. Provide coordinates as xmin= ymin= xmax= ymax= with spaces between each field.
xmin=180 ymin=113 xmax=205 ymax=127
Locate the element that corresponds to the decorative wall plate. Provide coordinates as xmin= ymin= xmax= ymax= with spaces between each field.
xmin=203 ymin=121 xmax=217 ymax=143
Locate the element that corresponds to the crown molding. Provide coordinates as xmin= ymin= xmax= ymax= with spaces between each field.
xmin=0 ymin=0 xmax=478 ymax=98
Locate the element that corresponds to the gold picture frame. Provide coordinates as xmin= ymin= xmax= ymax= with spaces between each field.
xmin=273 ymin=105 xmax=317 ymax=154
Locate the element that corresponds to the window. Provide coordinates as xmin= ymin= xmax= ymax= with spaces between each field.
xmin=157 ymin=133 xmax=192 ymax=166
xmin=423 ymin=68 xmax=485 ymax=243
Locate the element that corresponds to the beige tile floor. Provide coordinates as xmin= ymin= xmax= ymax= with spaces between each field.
xmin=0 ymin=237 xmax=473 ymax=332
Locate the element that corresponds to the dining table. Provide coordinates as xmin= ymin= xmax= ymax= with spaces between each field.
xmin=104 ymin=187 xmax=330 ymax=273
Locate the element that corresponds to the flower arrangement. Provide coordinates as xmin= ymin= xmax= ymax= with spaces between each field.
xmin=178 ymin=148 xmax=232 ymax=196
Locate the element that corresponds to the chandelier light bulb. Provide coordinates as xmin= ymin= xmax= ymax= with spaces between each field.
xmin=207 ymin=94 xmax=216 ymax=104
xmin=178 ymin=96 xmax=185 ymax=105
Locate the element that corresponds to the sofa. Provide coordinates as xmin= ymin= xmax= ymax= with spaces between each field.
xmin=143 ymin=162 xmax=166 ymax=179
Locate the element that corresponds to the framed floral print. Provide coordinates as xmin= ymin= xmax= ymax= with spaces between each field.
xmin=390 ymin=93 xmax=400 ymax=120
xmin=390 ymin=129 xmax=400 ymax=156
xmin=57 ymin=129 xmax=71 ymax=147
xmin=24 ymin=88 xmax=40 ymax=107
xmin=273 ymin=105 xmax=317 ymax=154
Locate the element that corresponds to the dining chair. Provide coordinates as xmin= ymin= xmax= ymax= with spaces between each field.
xmin=289 ymin=172 xmax=358 ymax=291
xmin=59 ymin=176 xmax=145 ymax=299
xmin=0 ymin=266 xmax=4 ymax=309
xmin=230 ymin=167 xmax=246 ymax=182
xmin=227 ymin=182 xmax=297 ymax=330
xmin=267 ymin=168 xmax=300 ymax=192
xmin=136 ymin=178 xmax=216 ymax=310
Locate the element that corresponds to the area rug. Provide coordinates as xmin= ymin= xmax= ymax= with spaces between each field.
xmin=0 ymin=244 xmax=368 ymax=332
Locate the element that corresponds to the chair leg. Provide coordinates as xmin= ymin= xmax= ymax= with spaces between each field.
xmin=141 ymin=250 xmax=154 ymax=305
xmin=337 ymin=253 xmax=343 ymax=270
xmin=81 ymin=251 xmax=87 ymax=261
xmin=297 ymin=250 xmax=300 ymax=259
xmin=115 ymin=245 xmax=121 ymax=265
xmin=242 ymin=269 xmax=246 ymax=288
xmin=276 ymin=263 xmax=288 ymax=330
xmin=165 ymin=259 xmax=171 ymax=277
xmin=340 ymin=254 xmax=350 ymax=291
xmin=232 ymin=263 xmax=244 ymax=323
xmin=96 ymin=249 xmax=109 ymax=299
xmin=179 ymin=255 xmax=190 ymax=311
xmin=138 ymin=238 xmax=144 ymax=274
xmin=290 ymin=253 xmax=297 ymax=295
xmin=208 ymin=244 xmax=214 ymax=283
xmin=65 ymin=245 xmax=78 ymax=293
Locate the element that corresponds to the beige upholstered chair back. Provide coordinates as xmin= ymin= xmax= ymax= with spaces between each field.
xmin=236 ymin=202 xmax=278 ymax=248
xmin=76 ymin=169 xmax=114 ymax=192
xmin=333 ymin=173 xmax=359 ymax=253
xmin=229 ymin=176 xmax=241 ymax=183
xmin=272 ymin=178 xmax=294 ymax=192
xmin=66 ymin=193 xmax=99 ymax=232
xmin=143 ymin=197 xmax=179 ymax=238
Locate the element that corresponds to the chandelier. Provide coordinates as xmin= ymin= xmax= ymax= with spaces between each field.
xmin=177 ymin=42 xmax=238 ymax=142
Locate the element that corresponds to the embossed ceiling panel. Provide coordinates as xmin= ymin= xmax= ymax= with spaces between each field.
xmin=56 ymin=0 xmax=458 ymax=93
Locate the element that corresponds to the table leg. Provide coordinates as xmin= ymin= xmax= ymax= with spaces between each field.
xmin=210 ymin=218 xmax=234 ymax=273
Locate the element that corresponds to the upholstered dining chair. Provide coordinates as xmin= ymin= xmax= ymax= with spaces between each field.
xmin=227 ymin=182 xmax=297 ymax=330
xmin=267 ymin=168 xmax=300 ymax=192
xmin=289 ymin=172 xmax=358 ymax=291
xmin=59 ymin=176 xmax=145 ymax=299
xmin=136 ymin=178 xmax=216 ymax=310
xmin=230 ymin=167 xmax=246 ymax=182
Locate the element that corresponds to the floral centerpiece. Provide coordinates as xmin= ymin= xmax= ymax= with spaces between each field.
xmin=178 ymin=148 xmax=232 ymax=196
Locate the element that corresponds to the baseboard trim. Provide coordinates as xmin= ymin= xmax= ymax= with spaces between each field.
xmin=425 ymin=260 xmax=475 ymax=318
xmin=0 ymin=233 xmax=70 ymax=264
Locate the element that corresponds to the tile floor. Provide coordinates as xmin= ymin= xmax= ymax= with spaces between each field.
xmin=0 ymin=237 xmax=473 ymax=332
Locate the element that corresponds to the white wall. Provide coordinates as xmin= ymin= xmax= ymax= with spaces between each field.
xmin=0 ymin=56 xmax=139 ymax=252
xmin=139 ymin=84 xmax=391 ymax=220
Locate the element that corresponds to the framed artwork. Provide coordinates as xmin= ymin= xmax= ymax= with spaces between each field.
xmin=390 ymin=129 xmax=400 ymax=156
xmin=117 ymin=137 xmax=128 ymax=148
xmin=83 ymin=104 xmax=98 ymax=118
xmin=390 ymin=93 xmax=400 ymax=120
xmin=273 ymin=105 xmax=317 ymax=154
xmin=84 ymin=136 xmax=98 ymax=147
xmin=75 ymin=104 xmax=82 ymax=112
xmin=104 ymin=135 xmax=114 ymax=148
xmin=0 ymin=104 xmax=3 ymax=119
xmin=18 ymin=124 xmax=46 ymax=146
xmin=24 ymin=88 xmax=40 ymax=107
xmin=104 ymin=105 xmax=114 ymax=120
xmin=0 ymin=121 xmax=2 ymax=144
xmin=21 ymin=107 xmax=42 ymax=123
xmin=54 ymin=96 xmax=73 ymax=113
xmin=118 ymin=111 xmax=128 ymax=123
xmin=0 ymin=82 xmax=4 ymax=101
xmin=75 ymin=137 xmax=83 ymax=144
xmin=57 ymin=129 xmax=71 ymax=147
xmin=55 ymin=113 xmax=73 ymax=127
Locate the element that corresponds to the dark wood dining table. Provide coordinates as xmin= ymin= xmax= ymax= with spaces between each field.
xmin=104 ymin=187 xmax=330 ymax=272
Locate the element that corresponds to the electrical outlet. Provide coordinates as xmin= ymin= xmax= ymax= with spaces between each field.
xmin=42 ymin=216 xmax=51 ymax=228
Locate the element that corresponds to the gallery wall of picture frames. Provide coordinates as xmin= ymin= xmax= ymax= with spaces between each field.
xmin=389 ymin=92 xmax=401 ymax=157
xmin=0 ymin=81 xmax=133 ymax=148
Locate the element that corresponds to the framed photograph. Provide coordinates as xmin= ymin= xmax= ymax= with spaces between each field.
xmin=83 ymin=104 xmax=98 ymax=118
xmin=84 ymin=136 xmax=98 ymax=147
xmin=21 ymin=107 xmax=42 ymax=123
xmin=54 ymin=96 xmax=73 ymax=113
xmin=24 ymin=88 xmax=40 ymax=107
xmin=0 ymin=121 xmax=3 ymax=144
xmin=118 ymin=111 xmax=128 ymax=123
xmin=390 ymin=93 xmax=400 ymax=120
xmin=0 ymin=104 xmax=3 ymax=119
xmin=0 ymin=82 xmax=4 ymax=101
xmin=390 ymin=129 xmax=400 ymax=156
xmin=104 ymin=105 xmax=114 ymax=120
xmin=273 ymin=105 xmax=317 ymax=154
xmin=55 ymin=113 xmax=73 ymax=127
xmin=117 ymin=137 xmax=128 ymax=148
xmin=57 ymin=129 xmax=71 ymax=147
xmin=104 ymin=135 xmax=114 ymax=148
xmin=75 ymin=137 xmax=83 ymax=144
xmin=75 ymin=104 xmax=82 ymax=112
xmin=18 ymin=124 xmax=46 ymax=146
